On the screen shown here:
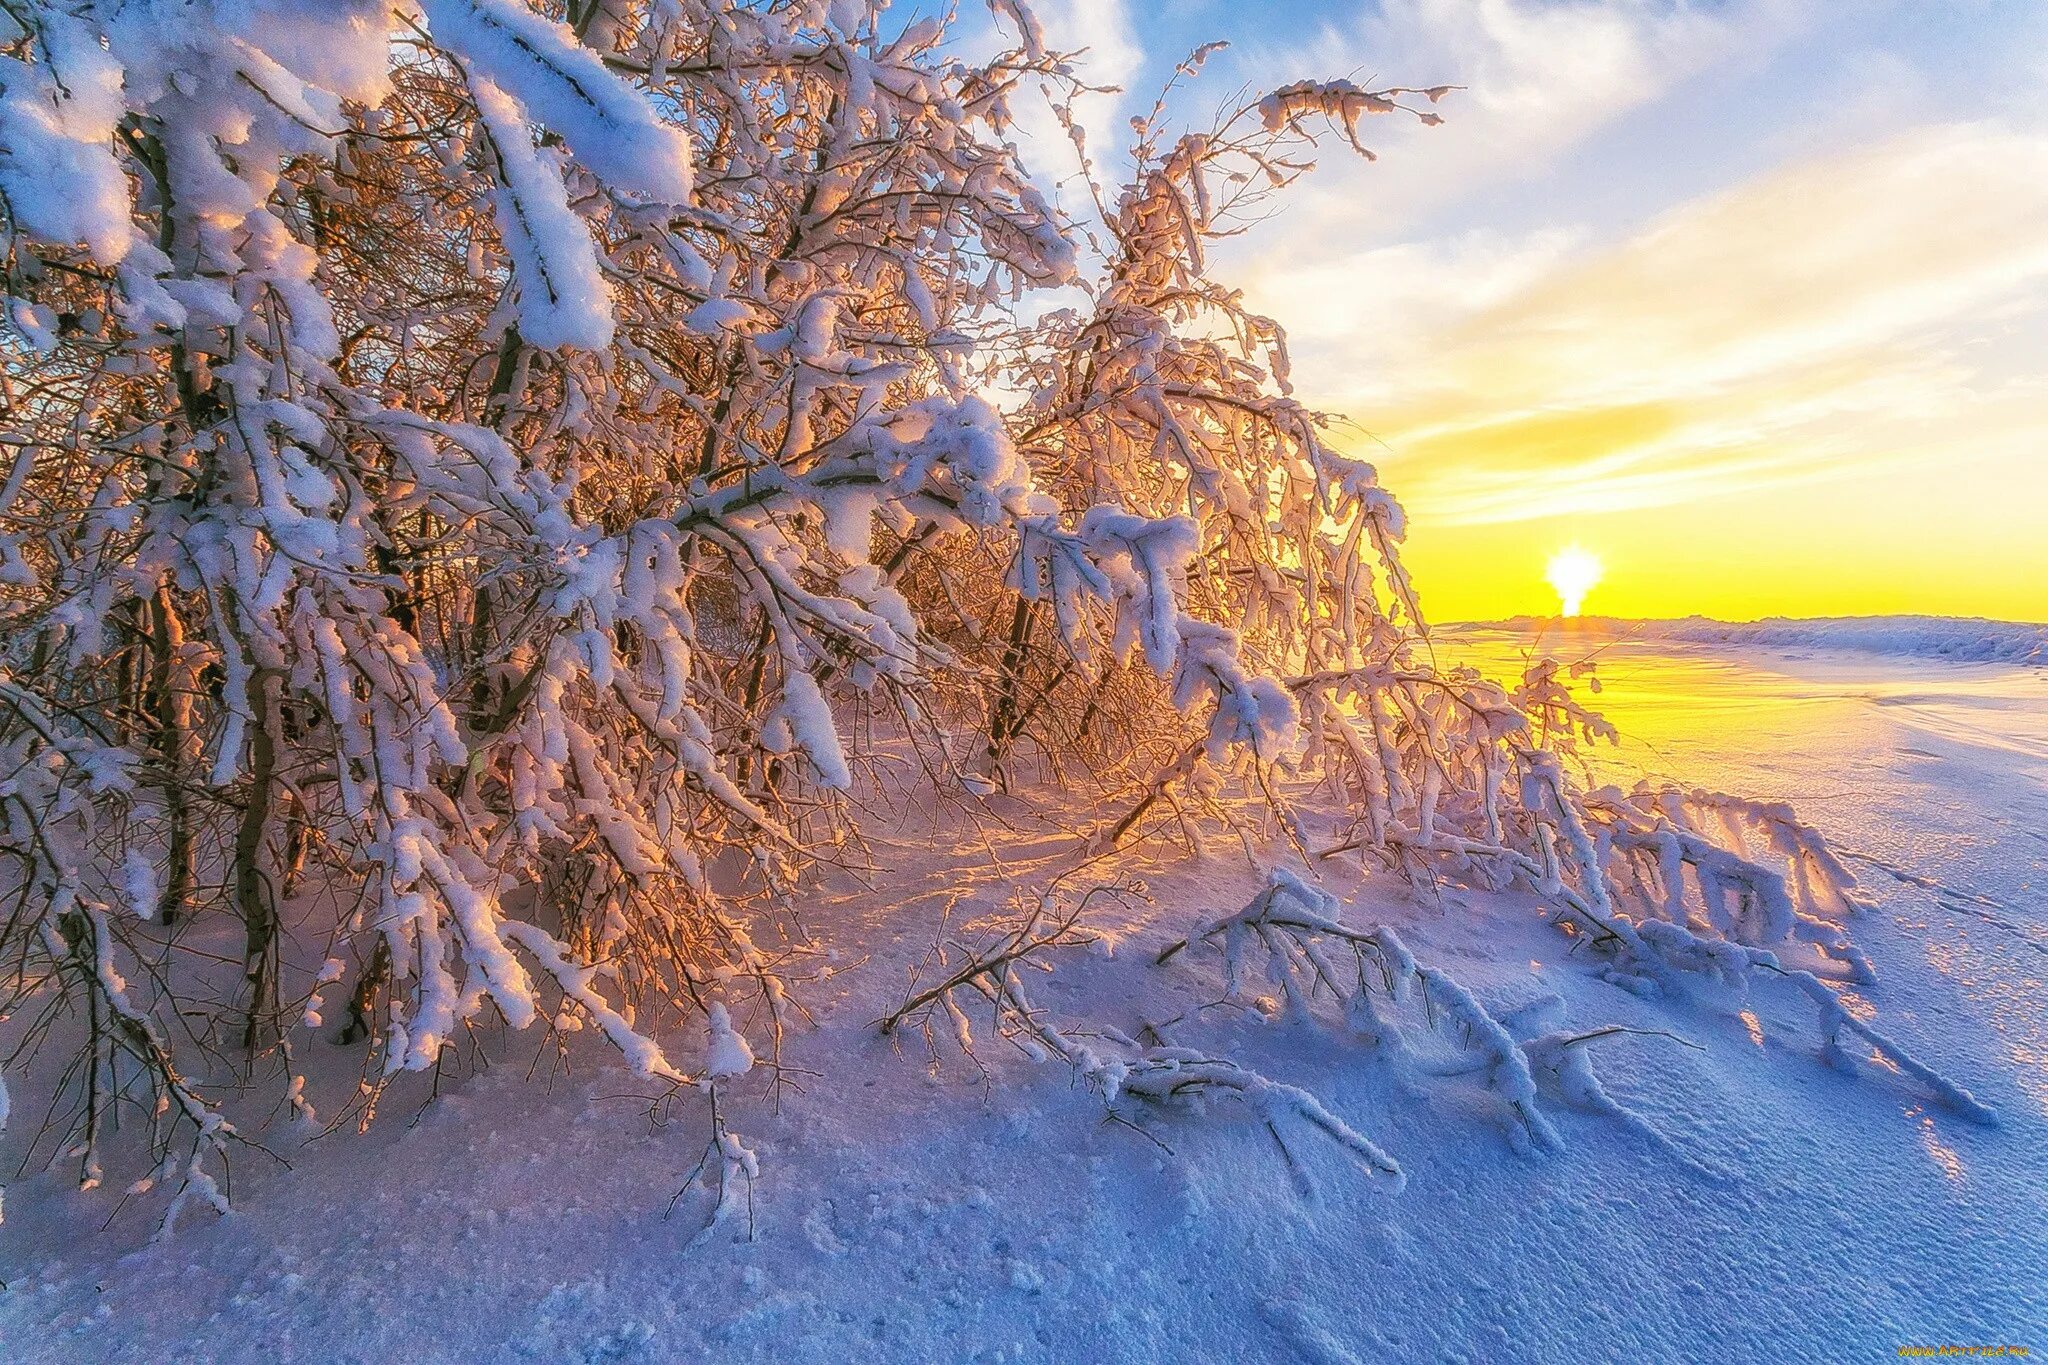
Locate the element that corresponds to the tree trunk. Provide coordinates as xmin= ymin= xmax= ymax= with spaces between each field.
xmin=148 ymin=589 xmax=198 ymax=925
xmin=983 ymin=597 xmax=1038 ymax=773
xmin=236 ymin=668 xmax=281 ymax=1055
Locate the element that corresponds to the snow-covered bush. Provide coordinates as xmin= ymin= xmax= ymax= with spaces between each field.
xmin=0 ymin=0 xmax=1982 ymax=1224
xmin=1156 ymin=871 xmax=1560 ymax=1153
xmin=880 ymin=886 xmax=1406 ymax=1194
xmin=1155 ymin=867 xmax=1991 ymax=1167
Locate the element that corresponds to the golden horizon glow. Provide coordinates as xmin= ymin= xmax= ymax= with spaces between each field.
xmin=1239 ymin=125 xmax=2048 ymax=624
xmin=1545 ymin=546 xmax=1602 ymax=618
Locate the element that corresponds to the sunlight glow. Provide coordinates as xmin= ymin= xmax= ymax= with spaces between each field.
xmin=1546 ymin=546 xmax=1603 ymax=617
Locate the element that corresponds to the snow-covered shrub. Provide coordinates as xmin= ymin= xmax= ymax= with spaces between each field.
xmin=0 ymin=0 xmax=1108 ymax=1215
xmin=881 ymin=889 xmax=1406 ymax=1194
xmin=0 ymin=0 xmax=1984 ymax=1226
xmin=1157 ymin=867 xmax=1992 ymax=1159
xmin=1157 ymin=870 xmax=1560 ymax=1152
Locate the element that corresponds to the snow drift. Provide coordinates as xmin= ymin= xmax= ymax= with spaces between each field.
xmin=1481 ymin=615 xmax=2048 ymax=667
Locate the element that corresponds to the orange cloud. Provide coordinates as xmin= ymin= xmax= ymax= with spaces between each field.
xmin=1252 ymin=123 xmax=2048 ymax=523
xmin=1234 ymin=120 xmax=2048 ymax=619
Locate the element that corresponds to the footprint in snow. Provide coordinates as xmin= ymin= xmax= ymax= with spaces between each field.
xmin=802 ymin=1201 xmax=850 ymax=1256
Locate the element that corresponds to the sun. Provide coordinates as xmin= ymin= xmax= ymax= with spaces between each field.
xmin=1546 ymin=546 xmax=1603 ymax=618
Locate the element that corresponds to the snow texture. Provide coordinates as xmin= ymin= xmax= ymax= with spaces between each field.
xmin=4 ymin=638 xmax=2044 ymax=1361
xmin=1485 ymin=614 xmax=2048 ymax=667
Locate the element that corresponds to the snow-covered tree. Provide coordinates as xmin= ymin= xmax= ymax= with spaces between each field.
xmin=0 ymin=0 xmax=1984 ymax=1221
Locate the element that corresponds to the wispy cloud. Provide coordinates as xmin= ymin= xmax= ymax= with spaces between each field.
xmin=978 ymin=0 xmax=1146 ymax=196
xmin=1227 ymin=0 xmax=1804 ymax=238
xmin=1241 ymin=121 xmax=2048 ymax=525
xmin=973 ymin=0 xmax=2048 ymax=617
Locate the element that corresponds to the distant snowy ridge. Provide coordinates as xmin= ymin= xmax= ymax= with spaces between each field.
xmin=1467 ymin=615 xmax=2048 ymax=666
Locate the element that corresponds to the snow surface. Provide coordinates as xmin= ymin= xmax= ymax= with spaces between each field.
xmin=1487 ymin=613 xmax=2048 ymax=667
xmin=5 ymin=631 xmax=2047 ymax=1361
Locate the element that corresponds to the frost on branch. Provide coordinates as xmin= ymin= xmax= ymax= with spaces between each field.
xmin=467 ymin=73 xmax=617 ymax=350
xmin=880 ymin=891 xmax=1404 ymax=1197
xmin=664 ymin=1002 xmax=760 ymax=1243
xmin=1157 ymin=871 xmax=1565 ymax=1153
xmin=0 ymin=0 xmax=1083 ymax=1216
xmin=0 ymin=0 xmax=1992 ymax=1232
xmin=1257 ymin=80 xmax=1456 ymax=156
xmin=420 ymin=0 xmax=696 ymax=203
xmin=1505 ymin=762 xmax=1993 ymax=1123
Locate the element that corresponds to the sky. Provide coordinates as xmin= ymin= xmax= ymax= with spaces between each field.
xmin=963 ymin=0 xmax=2048 ymax=624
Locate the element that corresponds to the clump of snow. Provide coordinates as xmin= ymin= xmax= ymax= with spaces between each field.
xmin=468 ymin=76 xmax=615 ymax=350
xmin=119 ymin=848 xmax=158 ymax=922
xmin=420 ymin=0 xmax=694 ymax=204
xmin=704 ymin=1004 xmax=755 ymax=1081
xmin=0 ymin=12 xmax=134 ymax=265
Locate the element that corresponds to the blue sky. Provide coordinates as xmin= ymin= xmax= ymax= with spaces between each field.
xmin=949 ymin=1 xmax=2048 ymax=620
